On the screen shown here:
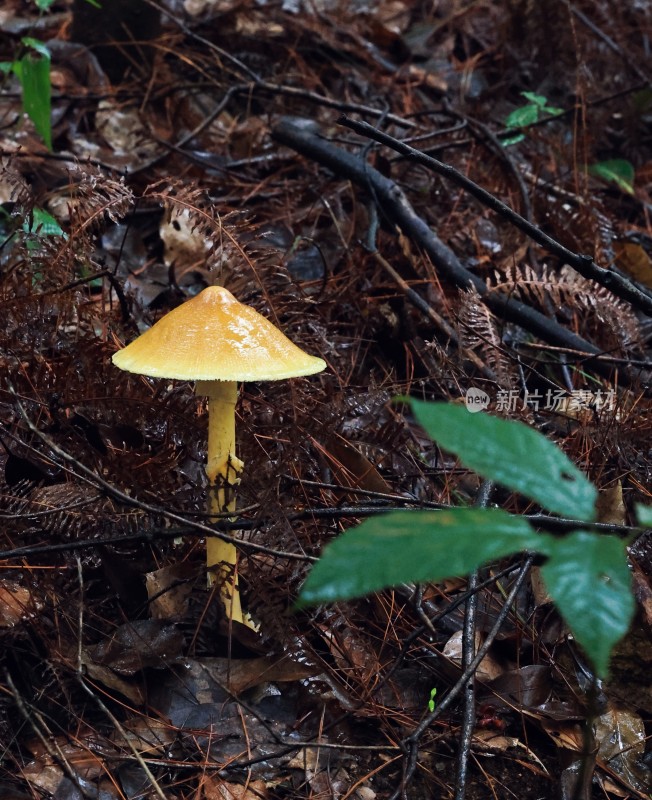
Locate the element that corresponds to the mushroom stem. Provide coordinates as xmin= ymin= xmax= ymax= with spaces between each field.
xmin=196 ymin=379 xmax=248 ymax=625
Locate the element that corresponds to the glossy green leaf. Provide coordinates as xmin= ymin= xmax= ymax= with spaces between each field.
xmin=505 ymin=103 xmax=540 ymax=129
xmin=24 ymin=207 xmax=65 ymax=237
xmin=519 ymin=93 xmax=563 ymax=117
xmin=17 ymin=43 xmax=51 ymax=151
xmin=588 ymin=159 xmax=635 ymax=195
xmin=635 ymin=504 xmax=652 ymax=526
xmin=297 ymin=508 xmax=541 ymax=606
xmin=504 ymin=93 xmax=563 ymax=143
xmin=521 ymin=91 xmax=548 ymax=107
xmin=541 ymin=531 xmax=634 ymax=678
xmin=405 ymin=400 xmax=597 ymax=521
xmin=501 ymin=132 xmax=526 ymax=146
xmin=21 ymin=37 xmax=51 ymax=58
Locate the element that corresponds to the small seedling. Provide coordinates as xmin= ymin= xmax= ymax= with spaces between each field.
xmin=298 ymin=399 xmax=642 ymax=679
xmin=428 ymin=687 xmax=437 ymax=713
xmin=502 ymin=92 xmax=563 ymax=146
xmin=588 ymin=159 xmax=636 ymax=195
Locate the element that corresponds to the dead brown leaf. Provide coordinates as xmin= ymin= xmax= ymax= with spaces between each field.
xmin=0 ymin=582 xmax=39 ymax=627
xmin=202 ymin=777 xmax=267 ymax=800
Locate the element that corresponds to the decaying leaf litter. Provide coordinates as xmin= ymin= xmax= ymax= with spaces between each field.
xmin=0 ymin=0 xmax=651 ymax=798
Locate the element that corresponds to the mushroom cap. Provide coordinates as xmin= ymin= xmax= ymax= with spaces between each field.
xmin=112 ymin=286 xmax=326 ymax=381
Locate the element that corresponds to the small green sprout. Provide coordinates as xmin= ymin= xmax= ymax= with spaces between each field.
xmin=503 ymin=92 xmax=564 ymax=146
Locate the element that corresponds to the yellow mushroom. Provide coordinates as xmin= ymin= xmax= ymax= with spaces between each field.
xmin=112 ymin=286 xmax=326 ymax=627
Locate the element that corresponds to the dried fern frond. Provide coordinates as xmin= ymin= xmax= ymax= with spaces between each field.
xmin=457 ymin=286 xmax=517 ymax=386
xmin=143 ymin=180 xmax=253 ymax=285
xmin=536 ymin=196 xmax=616 ymax=268
xmin=489 ymin=263 xmax=642 ymax=353
xmin=64 ymin=164 xmax=134 ymax=228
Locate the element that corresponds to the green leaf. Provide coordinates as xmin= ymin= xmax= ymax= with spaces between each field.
xmin=17 ymin=47 xmax=52 ymax=150
xmin=297 ymin=508 xmax=542 ymax=606
xmin=34 ymin=0 xmax=57 ymax=10
xmin=521 ymin=91 xmax=549 ymax=108
xmin=13 ymin=40 xmax=52 ymax=151
xmin=0 ymin=62 xmax=13 ymax=75
xmin=635 ymin=504 xmax=652 ymax=526
xmin=23 ymin=207 xmax=65 ymax=237
xmin=588 ymin=159 xmax=635 ymax=195
xmin=541 ymin=531 xmax=634 ymax=678
xmin=501 ymin=132 xmax=526 ymax=147
xmin=505 ymin=104 xmax=540 ymax=129
xmin=21 ymin=37 xmax=51 ymax=59
xmin=404 ymin=400 xmax=597 ymax=521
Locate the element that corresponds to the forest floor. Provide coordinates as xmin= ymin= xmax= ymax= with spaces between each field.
xmin=1 ymin=0 xmax=652 ymax=798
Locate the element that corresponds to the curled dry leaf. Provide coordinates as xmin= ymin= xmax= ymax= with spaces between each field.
xmin=596 ymin=481 xmax=626 ymax=526
xmin=160 ymin=207 xmax=212 ymax=271
xmin=0 ymin=582 xmax=41 ymax=627
xmin=145 ymin=562 xmax=195 ymax=620
xmin=442 ymin=630 xmax=503 ymax=682
xmin=202 ymin=777 xmax=267 ymax=800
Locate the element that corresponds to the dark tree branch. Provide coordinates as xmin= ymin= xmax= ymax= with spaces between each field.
xmin=272 ymin=118 xmax=650 ymax=389
xmin=337 ymin=115 xmax=652 ymax=317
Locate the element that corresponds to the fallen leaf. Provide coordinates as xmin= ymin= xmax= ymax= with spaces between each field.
xmin=595 ymin=706 xmax=652 ymax=793
xmin=88 ymin=620 xmax=184 ymax=675
xmin=614 ymin=241 xmax=652 ymax=288
xmin=596 ymin=481 xmax=626 ymax=526
xmin=145 ymin=562 xmax=195 ymax=620
xmin=443 ymin=630 xmax=503 ymax=681
xmin=202 ymin=777 xmax=267 ymax=799
xmin=540 ymin=720 xmax=583 ymax=751
xmin=202 ymin=655 xmax=320 ymax=695
xmin=0 ymin=582 xmax=39 ymax=627
xmin=323 ymin=435 xmax=392 ymax=494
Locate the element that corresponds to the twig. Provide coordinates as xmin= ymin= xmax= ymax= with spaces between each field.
xmin=33 ymin=268 xmax=131 ymax=323
xmin=0 ymin=498 xmax=638 ymax=564
xmin=383 ymin=560 xmax=527 ymax=718
xmin=390 ymin=555 xmax=534 ymax=800
xmin=0 ymin=147 xmax=125 ymax=175
xmin=454 ymin=480 xmax=494 ymax=800
xmin=5 ymin=670 xmax=93 ymax=799
xmin=444 ymin=101 xmax=534 ymax=227
xmin=144 ymin=0 xmax=260 ymax=82
xmin=134 ymin=85 xmax=244 ymax=174
xmin=571 ymin=5 xmax=650 ymax=83
xmin=365 ymin=200 xmax=498 ymax=378
xmin=146 ymin=0 xmax=415 ymax=129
